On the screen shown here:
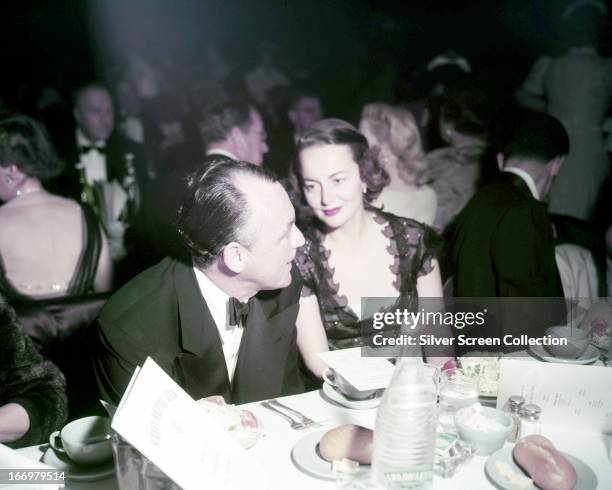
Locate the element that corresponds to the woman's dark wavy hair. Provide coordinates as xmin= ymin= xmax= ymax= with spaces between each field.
xmin=0 ymin=114 xmax=63 ymax=179
xmin=295 ymin=118 xmax=389 ymax=202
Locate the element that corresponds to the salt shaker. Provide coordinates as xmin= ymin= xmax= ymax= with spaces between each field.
xmin=504 ymin=395 xmax=525 ymax=442
xmin=519 ymin=404 xmax=542 ymax=438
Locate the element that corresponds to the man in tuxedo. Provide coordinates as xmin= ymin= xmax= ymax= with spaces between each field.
xmin=450 ymin=112 xmax=568 ymax=348
xmin=49 ymin=83 xmax=147 ymax=210
xmin=266 ymin=88 xmax=323 ymax=178
xmin=140 ymin=101 xmax=269 ymax=263
xmin=92 ymin=158 xmax=306 ymax=405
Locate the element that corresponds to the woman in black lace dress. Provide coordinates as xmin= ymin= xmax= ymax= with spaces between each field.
xmin=293 ymin=119 xmax=452 ymax=377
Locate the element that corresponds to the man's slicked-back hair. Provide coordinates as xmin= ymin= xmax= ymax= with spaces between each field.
xmin=177 ymin=157 xmax=277 ymax=268
xmin=200 ymin=100 xmax=253 ymax=148
xmin=500 ymin=112 xmax=569 ymax=165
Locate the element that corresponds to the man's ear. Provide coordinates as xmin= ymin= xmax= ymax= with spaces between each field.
xmin=496 ymin=153 xmax=505 ymax=171
xmin=220 ymin=241 xmax=248 ymax=274
xmin=549 ymin=155 xmax=564 ymax=177
xmin=228 ymin=126 xmax=247 ymax=156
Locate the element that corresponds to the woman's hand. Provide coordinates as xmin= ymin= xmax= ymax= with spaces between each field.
xmin=0 ymin=403 xmax=30 ymax=444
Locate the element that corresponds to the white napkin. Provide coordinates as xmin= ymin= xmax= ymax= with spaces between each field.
xmin=0 ymin=443 xmax=62 ymax=490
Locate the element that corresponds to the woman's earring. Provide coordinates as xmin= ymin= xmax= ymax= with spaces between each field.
xmin=362 ymin=185 xmax=367 ymax=194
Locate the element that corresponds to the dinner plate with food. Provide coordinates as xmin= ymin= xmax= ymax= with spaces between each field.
xmin=485 ymin=435 xmax=597 ymax=490
xmin=291 ymin=424 xmax=373 ymax=480
xmin=197 ymin=396 xmax=263 ymax=449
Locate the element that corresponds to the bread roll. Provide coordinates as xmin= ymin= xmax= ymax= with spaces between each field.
xmin=319 ymin=424 xmax=373 ymax=464
xmin=513 ymin=435 xmax=577 ymax=490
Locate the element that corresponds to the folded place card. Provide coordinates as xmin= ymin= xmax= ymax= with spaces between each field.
xmin=318 ymin=347 xmax=395 ymax=391
xmin=496 ymin=359 xmax=612 ymax=433
xmin=112 ymin=357 xmax=268 ymax=490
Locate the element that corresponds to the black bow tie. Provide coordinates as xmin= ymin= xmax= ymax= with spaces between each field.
xmin=79 ymin=145 xmax=106 ymax=155
xmin=228 ymin=297 xmax=250 ymax=327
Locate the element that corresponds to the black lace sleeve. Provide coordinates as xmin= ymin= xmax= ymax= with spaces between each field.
xmin=294 ymin=240 xmax=316 ymax=297
xmin=381 ymin=211 xmax=442 ymax=290
xmin=418 ymin=222 xmax=442 ymax=277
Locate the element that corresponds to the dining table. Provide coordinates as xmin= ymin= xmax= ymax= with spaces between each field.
xmin=14 ymin=353 xmax=612 ymax=490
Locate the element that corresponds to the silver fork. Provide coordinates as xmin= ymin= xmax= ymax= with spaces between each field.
xmin=269 ymin=399 xmax=322 ymax=429
xmin=260 ymin=401 xmax=305 ymax=430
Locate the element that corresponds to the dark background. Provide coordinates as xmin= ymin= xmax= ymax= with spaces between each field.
xmin=2 ymin=0 xmax=610 ymax=118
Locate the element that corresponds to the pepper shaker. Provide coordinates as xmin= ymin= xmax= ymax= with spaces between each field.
xmin=518 ymin=404 xmax=542 ymax=438
xmin=504 ymin=395 xmax=525 ymax=442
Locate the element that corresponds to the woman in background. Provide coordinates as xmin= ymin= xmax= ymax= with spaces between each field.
xmin=427 ymin=89 xmax=489 ymax=231
xmin=0 ymin=114 xmax=112 ymax=300
xmin=359 ymin=103 xmax=437 ymax=225
xmin=515 ymin=1 xmax=612 ymax=220
xmin=294 ymin=119 xmax=452 ymax=378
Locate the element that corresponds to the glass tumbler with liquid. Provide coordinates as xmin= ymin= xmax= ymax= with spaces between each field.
xmin=438 ymin=371 xmax=479 ymax=433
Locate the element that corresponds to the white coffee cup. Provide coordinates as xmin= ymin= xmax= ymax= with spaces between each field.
xmin=49 ymin=416 xmax=112 ymax=466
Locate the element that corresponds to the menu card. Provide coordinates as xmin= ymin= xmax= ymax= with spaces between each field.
xmin=318 ymin=347 xmax=395 ymax=391
xmin=112 ymin=357 xmax=268 ymax=490
xmin=496 ymin=359 xmax=612 ymax=433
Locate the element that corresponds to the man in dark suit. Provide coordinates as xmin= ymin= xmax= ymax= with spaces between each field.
xmin=140 ymin=101 xmax=269 ymax=263
xmin=450 ymin=112 xmax=568 ymax=348
xmin=265 ymin=88 xmax=323 ymax=178
xmin=48 ymin=83 xmax=148 ymax=213
xmin=92 ymin=158 xmax=306 ymax=405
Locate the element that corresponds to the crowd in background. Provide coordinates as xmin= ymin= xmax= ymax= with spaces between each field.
xmin=0 ymin=0 xmax=611 ymax=449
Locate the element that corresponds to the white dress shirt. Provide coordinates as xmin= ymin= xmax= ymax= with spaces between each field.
xmin=76 ymin=130 xmax=107 ymax=185
xmin=193 ymin=266 xmax=245 ymax=382
xmin=206 ymin=148 xmax=239 ymax=160
xmin=503 ymin=167 xmax=540 ymax=200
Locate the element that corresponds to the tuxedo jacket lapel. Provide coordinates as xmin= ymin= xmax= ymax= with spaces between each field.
xmin=500 ymin=172 xmax=536 ymax=202
xmin=173 ymin=262 xmax=231 ymax=400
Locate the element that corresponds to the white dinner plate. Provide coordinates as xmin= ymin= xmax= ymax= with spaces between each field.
xmin=321 ymin=382 xmax=381 ymax=410
xmin=42 ymin=447 xmax=115 ymax=482
xmin=529 ymin=343 xmax=600 ymax=365
xmin=485 ymin=447 xmax=597 ymax=490
xmin=291 ymin=430 xmax=370 ymax=481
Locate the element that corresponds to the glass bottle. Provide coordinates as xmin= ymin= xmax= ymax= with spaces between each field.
xmin=372 ymin=357 xmax=438 ymax=489
xmin=518 ymin=404 xmax=542 ymax=439
xmin=503 ymin=395 xmax=525 ymax=443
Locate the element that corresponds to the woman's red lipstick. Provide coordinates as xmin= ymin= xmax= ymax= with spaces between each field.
xmin=322 ymin=207 xmax=341 ymax=216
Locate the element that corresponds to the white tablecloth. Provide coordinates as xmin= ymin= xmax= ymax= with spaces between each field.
xmin=16 ymin=387 xmax=612 ymax=490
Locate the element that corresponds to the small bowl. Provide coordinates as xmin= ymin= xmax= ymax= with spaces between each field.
xmin=454 ymin=406 xmax=512 ymax=455
xmin=322 ymin=368 xmax=380 ymax=401
xmin=545 ymin=326 xmax=591 ymax=359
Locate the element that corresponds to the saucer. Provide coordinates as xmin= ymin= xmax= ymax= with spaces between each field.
xmin=42 ymin=447 xmax=115 ymax=482
xmin=291 ymin=430 xmax=370 ymax=481
xmin=529 ymin=343 xmax=600 ymax=365
xmin=322 ymin=381 xmax=381 ymax=410
xmin=485 ymin=447 xmax=597 ymax=489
